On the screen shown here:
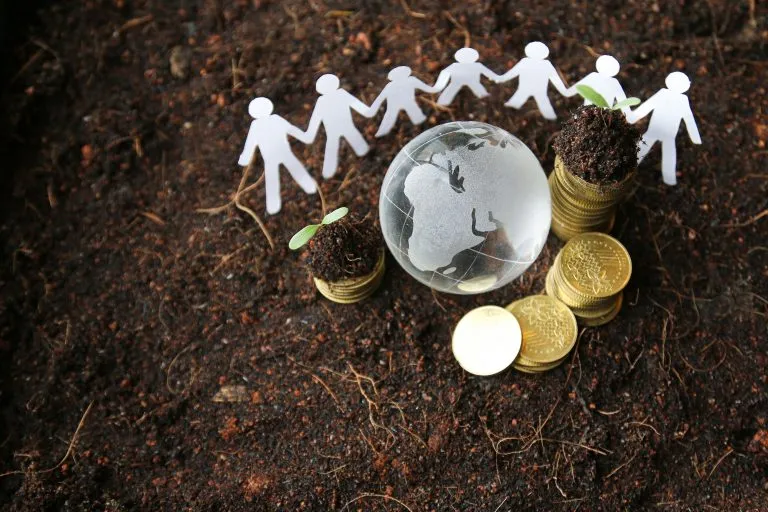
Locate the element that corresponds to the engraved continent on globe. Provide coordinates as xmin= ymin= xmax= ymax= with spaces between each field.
xmin=379 ymin=121 xmax=552 ymax=295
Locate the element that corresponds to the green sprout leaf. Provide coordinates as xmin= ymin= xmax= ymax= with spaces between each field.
xmin=575 ymin=84 xmax=609 ymax=108
xmin=321 ymin=207 xmax=349 ymax=225
xmin=611 ymin=97 xmax=641 ymax=110
xmin=288 ymin=224 xmax=320 ymax=250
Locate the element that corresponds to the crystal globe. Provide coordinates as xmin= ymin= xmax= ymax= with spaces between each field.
xmin=379 ymin=121 xmax=551 ymax=294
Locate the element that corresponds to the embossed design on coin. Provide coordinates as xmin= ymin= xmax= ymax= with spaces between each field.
xmin=506 ymin=295 xmax=577 ymax=363
xmin=561 ymin=233 xmax=631 ymax=297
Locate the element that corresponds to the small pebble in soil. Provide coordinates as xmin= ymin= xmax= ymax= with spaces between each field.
xmin=169 ymin=45 xmax=192 ymax=79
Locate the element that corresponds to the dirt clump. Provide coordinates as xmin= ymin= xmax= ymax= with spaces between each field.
xmin=306 ymin=216 xmax=381 ymax=282
xmin=554 ymin=105 xmax=641 ymax=185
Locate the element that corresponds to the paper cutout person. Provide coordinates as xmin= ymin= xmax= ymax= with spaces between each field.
xmin=238 ymin=97 xmax=317 ymax=215
xmin=367 ymin=66 xmax=439 ymax=137
xmin=432 ymin=48 xmax=502 ymax=106
xmin=496 ymin=41 xmax=569 ymax=120
xmin=627 ymin=72 xmax=702 ymax=186
xmin=304 ymin=74 xmax=374 ymax=179
xmin=565 ymin=55 xmax=631 ymax=113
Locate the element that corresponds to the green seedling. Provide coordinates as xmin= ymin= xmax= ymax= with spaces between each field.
xmin=288 ymin=207 xmax=349 ymax=250
xmin=575 ymin=84 xmax=640 ymax=111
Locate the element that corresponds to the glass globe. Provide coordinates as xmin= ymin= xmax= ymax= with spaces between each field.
xmin=379 ymin=121 xmax=551 ymax=295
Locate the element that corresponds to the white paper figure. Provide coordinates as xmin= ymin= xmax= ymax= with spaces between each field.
xmin=627 ymin=72 xmax=702 ymax=186
xmin=432 ymin=48 xmax=502 ymax=106
xmin=367 ymin=66 xmax=438 ymax=137
xmin=304 ymin=74 xmax=374 ymax=179
xmin=238 ymin=97 xmax=317 ymax=215
xmin=565 ymin=55 xmax=631 ymax=114
xmin=496 ymin=41 xmax=569 ymax=120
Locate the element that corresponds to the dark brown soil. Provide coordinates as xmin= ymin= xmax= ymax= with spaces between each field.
xmin=1 ymin=1 xmax=767 ymax=511
xmin=306 ymin=216 xmax=381 ymax=282
xmin=554 ymin=106 xmax=641 ymax=184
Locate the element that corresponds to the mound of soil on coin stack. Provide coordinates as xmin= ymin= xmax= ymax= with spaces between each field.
xmin=554 ymin=105 xmax=641 ymax=185
xmin=307 ymin=216 xmax=381 ymax=282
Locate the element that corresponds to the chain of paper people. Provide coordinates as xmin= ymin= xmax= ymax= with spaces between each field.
xmin=238 ymin=41 xmax=702 ymax=214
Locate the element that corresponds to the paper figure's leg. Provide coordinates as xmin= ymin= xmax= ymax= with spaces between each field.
xmin=504 ymin=90 xmax=530 ymax=109
xmin=264 ymin=162 xmax=282 ymax=215
xmin=637 ymin=135 xmax=657 ymax=164
xmin=345 ymin=128 xmax=369 ymax=157
xmin=283 ymin=153 xmax=317 ymax=194
xmin=321 ymin=136 xmax=341 ymax=179
xmin=660 ymin=138 xmax=678 ymax=186
xmin=375 ymin=108 xmax=400 ymax=137
xmin=404 ymin=103 xmax=427 ymax=125
xmin=533 ymin=94 xmax=557 ymax=120
xmin=437 ymin=84 xmax=461 ymax=106
xmin=467 ymin=82 xmax=489 ymax=99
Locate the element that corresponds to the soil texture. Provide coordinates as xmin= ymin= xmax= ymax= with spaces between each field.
xmin=307 ymin=216 xmax=381 ymax=282
xmin=554 ymin=106 xmax=641 ymax=185
xmin=0 ymin=1 xmax=766 ymax=511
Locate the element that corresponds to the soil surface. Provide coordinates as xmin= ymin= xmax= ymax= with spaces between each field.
xmin=307 ymin=216 xmax=381 ymax=282
xmin=554 ymin=106 xmax=641 ymax=185
xmin=1 ymin=1 xmax=767 ymax=510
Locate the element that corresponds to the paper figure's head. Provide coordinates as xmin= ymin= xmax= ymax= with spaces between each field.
xmin=316 ymin=74 xmax=340 ymax=94
xmin=248 ymin=97 xmax=273 ymax=119
xmin=388 ymin=66 xmax=412 ymax=81
xmin=665 ymin=72 xmax=691 ymax=93
xmin=596 ymin=55 xmax=620 ymax=76
xmin=455 ymin=48 xmax=479 ymax=63
xmin=524 ymin=41 xmax=549 ymax=60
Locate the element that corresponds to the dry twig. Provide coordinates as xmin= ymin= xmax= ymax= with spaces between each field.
xmin=341 ymin=492 xmax=413 ymax=512
xmin=0 ymin=401 xmax=94 ymax=478
xmin=196 ymin=162 xmax=275 ymax=250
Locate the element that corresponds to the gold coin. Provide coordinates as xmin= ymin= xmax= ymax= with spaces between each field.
xmin=559 ymin=233 xmax=631 ymax=299
xmin=550 ymin=179 xmax=616 ymax=213
xmin=452 ymin=306 xmax=521 ymax=376
xmin=553 ymin=262 xmax=618 ymax=308
xmin=515 ymin=353 xmax=567 ymax=367
xmin=569 ymin=296 xmax=621 ymax=319
xmin=550 ymin=253 xmax=615 ymax=308
xmin=514 ymin=360 xmax=564 ymax=373
xmin=579 ymin=293 xmax=624 ymax=327
xmin=505 ymin=295 xmax=578 ymax=364
xmin=314 ymin=250 xmax=385 ymax=304
xmin=554 ymin=156 xmax=635 ymax=203
xmin=545 ymin=266 xmax=559 ymax=298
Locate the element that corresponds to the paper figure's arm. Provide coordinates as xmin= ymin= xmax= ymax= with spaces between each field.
xmin=626 ymin=91 xmax=661 ymax=124
xmin=681 ymin=98 xmax=702 ymax=144
xmin=413 ymin=77 xmax=440 ymax=94
xmin=563 ymin=72 xmax=595 ymax=97
xmin=496 ymin=62 xmax=522 ymax=83
xmin=302 ymin=104 xmax=323 ymax=143
xmin=238 ymin=123 xmax=259 ymax=166
xmin=479 ymin=64 xmax=503 ymax=83
xmin=548 ymin=64 xmax=570 ymax=96
xmin=431 ymin=69 xmax=451 ymax=92
xmin=285 ymin=118 xmax=313 ymax=145
xmin=346 ymin=90 xmax=374 ymax=118
xmin=563 ymin=78 xmax=583 ymax=97
xmin=366 ymin=87 xmax=388 ymax=116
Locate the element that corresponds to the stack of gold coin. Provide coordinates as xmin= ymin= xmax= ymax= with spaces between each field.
xmin=506 ymin=295 xmax=578 ymax=373
xmin=313 ymin=249 xmax=385 ymax=304
xmin=549 ymin=155 xmax=635 ymax=241
xmin=545 ymin=232 xmax=631 ymax=327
